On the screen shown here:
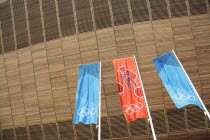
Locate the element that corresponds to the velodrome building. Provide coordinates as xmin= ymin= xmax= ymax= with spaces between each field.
xmin=0 ymin=0 xmax=210 ymax=139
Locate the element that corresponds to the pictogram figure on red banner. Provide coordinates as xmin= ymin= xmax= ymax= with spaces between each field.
xmin=117 ymin=66 xmax=143 ymax=98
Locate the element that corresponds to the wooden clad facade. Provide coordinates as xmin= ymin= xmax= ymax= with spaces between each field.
xmin=0 ymin=0 xmax=210 ymax=139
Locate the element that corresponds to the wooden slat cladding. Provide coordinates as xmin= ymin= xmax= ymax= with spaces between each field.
xmin=17 ymin=47 xmax=41 ymax=126
xmin=58 ymin=121 xmax=74 ymax=139
xmin=111 ymin=0 xmax=131 ymax=26
xmin=31 ymin=44 xmax=57 ymax=125
xmin=42 ymin=0 xmax=59 ymax=41
xmin=114 ymin=24 xmax=136 ymax=57
xmin=78 ymin=32 xmax=99 ymax=63
xmin=0 ymin=55 xmax=13 ymax=130
xmin=17 ymin=135 xmax=28 ymax=140
xmin=209 ymin=0 xmax=210 ymax=8
xmin=191 ymin=14 xmax=210 ymax=103
xmin=45 ymin=40 xmax=71 ymax=122
xmin=0 ymin=1 xmax=210 ymax=139
xmin=0 ymin=33 xmax=2 ymax=54
xmin=207 ymin=105 xmax=210 ymax=128
xmin=93 ymin=117 xmax=110 ymax=139
xmin=169 ymin=0 xmax=188 ymax=17
xmin=4 ymin=51 xmax=27 ymax=128
xmin=188 ymin=129 xmax=208 ymax=140
xmin=16 ymin=127 xmax=27 ymax=136
xmin=167 ymin=108 xmax=186 ymax=132
xmin=130 ymin=0 xmax=150 ymax=22
xmin=168 ymin=132 xmax=188 ymax=139
xmin=2 ymin=129 xmax=15 ymax=140
xmin=0 ymin=1 xmax=15 ymax=53
xmin=151 ymin=110 xmax=167 ymax=134
xmin=16 ymin=127 xmax=28 ymax=140
xmin=75 ymin=0 xmax=93 ymax=33
xmin=29 ymin=125 xmax=43 ymax=140
xmin=75 ymin=123 xmax=92 ymax=139
xmin=92 ymin=0 xmax=112 ymax=29
xmin=101 ymin=117 xmax=110 ymax=139
xmin=0 ymin=0 xmax=209 ymax=53
xmin=57 ymin=0 xmax=75 ymax=37
xmin=27 ymin=0 xmax=44 ymax=45
xmin=12 ymin=0 xmax=29 ymax=49
xmin=149 ymin=0 xmax=169 ymax=20
xmin=43 ymin=123 xmax=59 ymax=140
xmin=130 ymin=118 xmax=148 ymax=136
xmin=187 ymin=106 xmax=205 ymax=130
xmin=188 ymin=0 xmax=207 ymax=15
xmin=110 ymin=115 xmax=129 ymax=138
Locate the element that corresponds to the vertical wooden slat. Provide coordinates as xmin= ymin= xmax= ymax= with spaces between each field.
xmin=0 ymin=22 xmax=2 ymax=54
xmin=114 ymin=24 xmax=137 ymax=58
xmin=16 ymin=127 xmax=28 ymax=140
xmin=130 ymin=0 xmax=150 ymax=22
xmin=0 ymin=1 xmax=15 ymax=52
xmin=169 ymin=0 xmax=188 ymax=17
xmin=27 ymin=0 xmax=44 ymax=45
xmin=111 ymin=0 xmax=131 ymax=26
xmin=75 ymin=0 xmax=93 ymax=33
xmin=57 ymin=0 xmax=76 ymax=37
xmin=208 ymin=0 xmax=210 ymax=16
xmin=167 ymin=108 xmax=186 ymax=132
xmin=75 ymin=123 xmax=92 ymax=139
xmin=4 ymin=51 xmax=27 ymax=134
xmin=151 ymin=110 xmax=167 ymax=134
xmin=188 ymin=0 xmax=207 ymax=15
xmin=31 ymin=43 xmax=51 ymax=140
xmin=130 ymin=119 xmax=149 ymax=137
xmin=43 ymin=123 xmax=58 ymax=140
xmin=92 ymin=0 xmax=112 ymax=29
xmin=42 ymin=0 xmax=59 ymax=41
xmin=29 ymin=125 xmax=43 ymax=140
xmin=0 ymin=55 xmax=15 ymax=140
xmin=45 ymin=39 xmax=71 ymax=140
xmin=77 ymin=32 xmax=99 ymax=63
xmin=2 ymin=129 xmax=15 ymax=140
xmin=31 ymin=42 xmax=57 ymax=137
xmin=110 ymin=115 xmax=129 ymax=138
xmin=12 ymin=0 xmax=29 ymax=49
xmin=17 ymin=47 xmax=42 ymax=140
xmin=149 ymin=0 xmax=169 ymax=20
xmin=187 ymin=106 xmax=206 ymax=130
xmin=58 ymin=121 xmax=74 ymax=140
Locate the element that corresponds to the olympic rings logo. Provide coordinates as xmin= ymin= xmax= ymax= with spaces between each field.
xmin=174 ymin=93 xmax=196 ymax=101
xmin=77 ymin=108 xmax=96 ymax=118
xmin=123 ymin=102 xmax=143 ymax=115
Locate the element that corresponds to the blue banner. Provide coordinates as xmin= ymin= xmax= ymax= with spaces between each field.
xmin=73 ymin=63 xmax=100 ymax=124
xmin=152 ymin=52 xmax=203 ymax=109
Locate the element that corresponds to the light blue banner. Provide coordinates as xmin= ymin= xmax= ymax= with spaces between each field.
xmin=152 ymin=52 xmax=203 ymax=109
xmin=73 ymin=63 xmax=100 ymax=124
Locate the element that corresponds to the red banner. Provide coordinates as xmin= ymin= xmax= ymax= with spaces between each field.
xmin=113 ymin=57 xmax=148 ymax=122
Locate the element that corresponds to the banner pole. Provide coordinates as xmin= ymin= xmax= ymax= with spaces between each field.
xmin=172 ymin=50 xmax=210 ymax=119
xmin=133 ymin=56 xmax=157 ymax=140
xmin=98 ymin=62 xmax=102 ymax=140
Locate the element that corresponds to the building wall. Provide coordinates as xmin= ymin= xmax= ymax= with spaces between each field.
xmin=0 ymin=0 xmax=210 ymax=139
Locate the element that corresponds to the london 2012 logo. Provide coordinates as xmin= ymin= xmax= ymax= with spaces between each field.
xmin=116 ymin=66 xmax=143 ymax=98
